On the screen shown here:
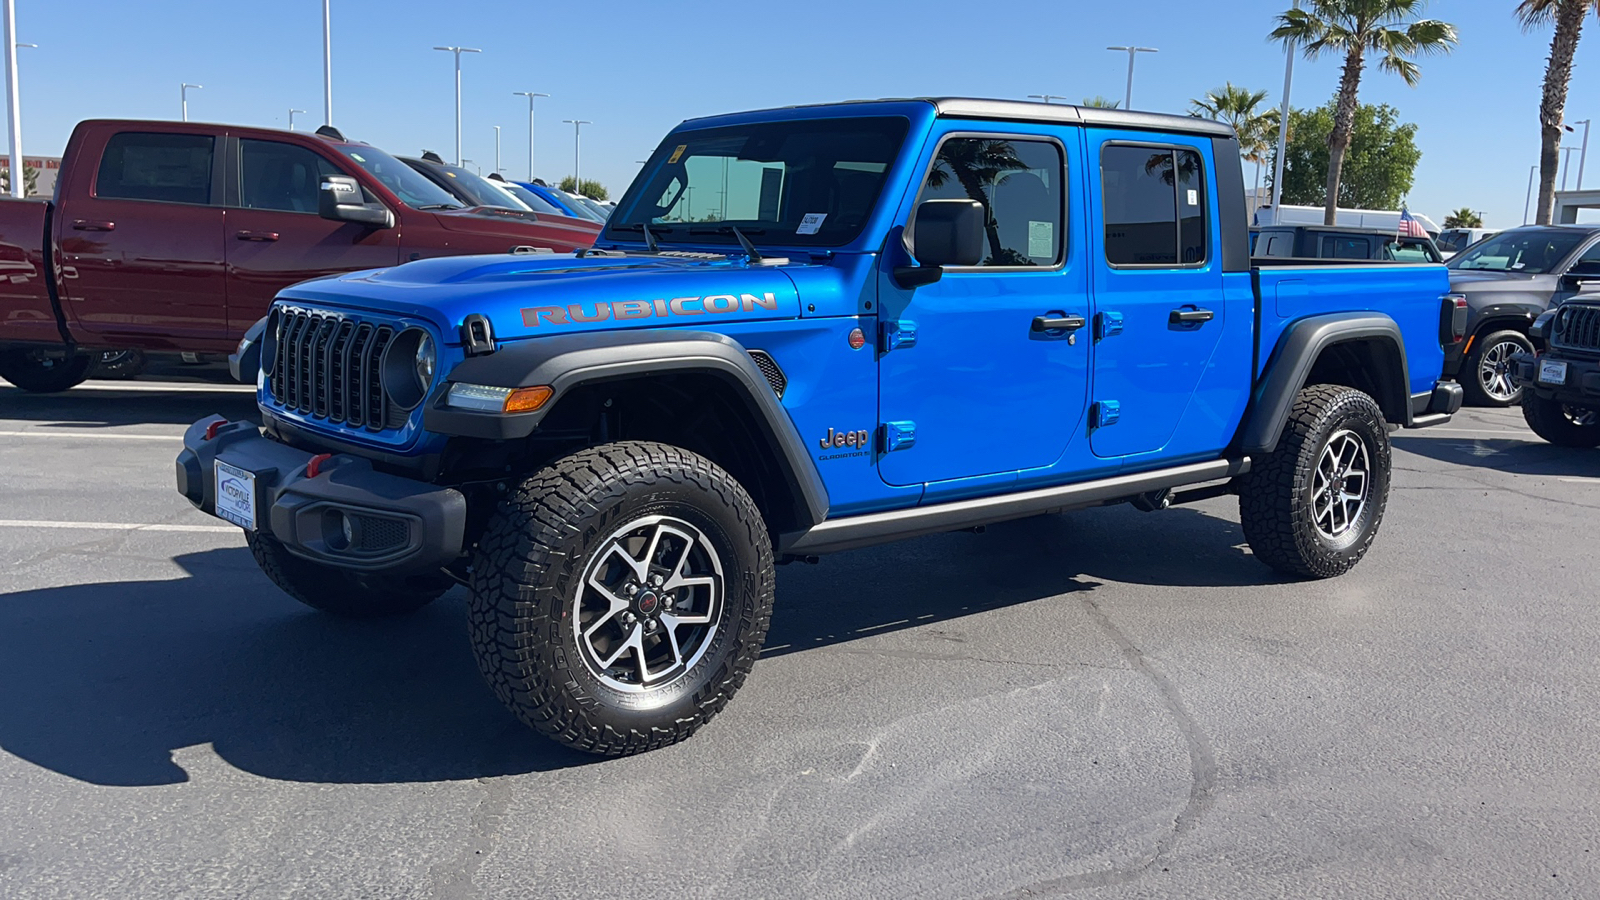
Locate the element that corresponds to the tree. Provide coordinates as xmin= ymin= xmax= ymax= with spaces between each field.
xmin=1190 ymin=83 xmax=1277 ymax=194
xmin=1270 ymin=0 xmax=1456 ymax=224
xmin=1517 ymin=0 xmax=1600 ymax=224
xmin=1444 ymin=207 xmax=1485 ymax=228
xmin=1082 ymin=96 xmax=1120 ymax=108
xmin=925 ymin=140 xmax=1030 ymax=264
xmin=558 ymin=177 xmax=609 ymax=200
xmin=0 ymin=162 xmax=38 ymax=197
xmin=1268 ymin=100 xmax=1421 ymax=209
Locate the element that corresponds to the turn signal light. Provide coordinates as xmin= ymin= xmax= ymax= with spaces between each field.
xmin=503 ymin=385 xmax=554 ymax=413
xmin=445 ymin=382 xmax=554 ymax=414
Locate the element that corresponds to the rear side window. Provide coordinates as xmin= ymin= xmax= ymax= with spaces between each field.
xmin=1101 ymin=145 xmax=1207 ymax=266
xmin=1384 ymin=241 xmax=1438 ymax=263
xmin=240 ymin=139 xmax=341 ymax=213
xmin=1323 ymin=236 xmax=1372 ymax=259
xmin=1260 ymin=233 xmax=1289 ymax=257
xmin=918 ymin=136 xmax=1065 ymax=267
xmin=95 ymin=132 xmax=214 ymax=205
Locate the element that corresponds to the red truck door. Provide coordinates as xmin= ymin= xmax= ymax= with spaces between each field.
xmin=224 ymin=136 xmax=400 ymax=335
xmin=56 ymin=128 xmax=229 ymax=349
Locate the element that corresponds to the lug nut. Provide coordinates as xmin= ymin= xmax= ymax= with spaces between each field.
xmin=644 ymin=619 xmax=657 ymax=633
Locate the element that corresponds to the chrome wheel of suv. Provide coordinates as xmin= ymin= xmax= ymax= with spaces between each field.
xmin=574 ymin=514 xmax=725 ymax=693
xmin=1312 ymin=430 xmax=1369 ymax=540
xmin=1477 ymin=338 xmax=1521 ymax=404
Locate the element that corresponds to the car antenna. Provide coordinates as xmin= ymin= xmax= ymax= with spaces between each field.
xmin=421 ymin=150 xmax=445 ymax=164
xmin=729 ymin=225 xmax=762 ymax=263
xmin=640 ymin=223 xmax=659 ymax=253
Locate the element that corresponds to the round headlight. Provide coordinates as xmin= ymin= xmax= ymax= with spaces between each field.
xmin=415 ymin=332 xmax=436 ymax=386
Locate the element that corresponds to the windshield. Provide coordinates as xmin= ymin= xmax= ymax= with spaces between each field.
xmin=580 ymin=196 xmax=612 ymax=219
xmin=336 ymin=145 xmax=463 ymax=209
xmin=445 ymin=167 xmax=534 ymax=211
xmin=611 ymin=116 xmax=909 ymax=247
xmin=560 ymin=191 xmax=605 ymax=221
xmin=497 ymin=182 xmax=562 ymax=215
xmin=1448 ymin=230 xmax=1586 ymax=274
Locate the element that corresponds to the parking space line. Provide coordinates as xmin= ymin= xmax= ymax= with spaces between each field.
xmin=0 ymin=519 xmax=237 ymax=533
xmin=0 ymin=430 xmax=181 ymax=441
xmin=14 ymin=382 xmax=257 ymax=394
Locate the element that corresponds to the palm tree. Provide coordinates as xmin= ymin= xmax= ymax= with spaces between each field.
xmin=1270 ymin=0 xmax=1457 ymax=225
xmin=1517 ymin=0 xmax=1600 ymax=224
xmin=1190 ymin=83 xmax=1277 ymax=199
xmin=926 ymin=140 xmax=1030 ymax=263
xmin=1443 ymin=207 xmax=1484 ymax=228
xmin=1082 ymin=96 xmax=1121 ymax=109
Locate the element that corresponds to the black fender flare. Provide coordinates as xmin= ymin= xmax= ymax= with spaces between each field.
xmin=423 ymin=329 xmax=830 ymax=531
xmin=1239 ymin=312 xmax=1410 ymax=455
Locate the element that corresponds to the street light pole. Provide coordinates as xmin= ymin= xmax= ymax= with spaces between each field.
xmin=493 ymin=125 xmax=501 ymax=174
xmin=181 ymin=83 xmax=202 ymax=122
xmin=1027 ymin=93 xmax=1068 ymax=104
xmin=1575 ymin=119 xmax=1593 ymax=191
xmin=288 ymin=108 xmax=306 ymax=131
xmin=1106 ymin=45 xmax=1157 ymax=110
xmin=1525 ymin=164 xmax=1538 ymax=224
xmin=433 ymin=46 xmax=481 ymax=166
xmin=513 ymin=91 xmax=549 ymax=182
xmin=322 ymin=0 xmax=333 ymax=126
xmin=1270 ymin=0 xmax=1299 ymax=216
xmin=2 ymin=0 xmax=30 ymax=199
xmin=563 ymin=119 xmax=590 ymax=193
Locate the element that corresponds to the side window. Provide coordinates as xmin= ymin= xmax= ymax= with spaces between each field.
xmin=1101 ymin=145 xmax=1208 ymax=267
xmin=95 ymin=132 xmax=215 ymax=205
xmin=240 ymin=139 xmax=342 ymax=213
xmin=919 ymin=136 xmax=1063 ymax=267
xmin=1323 ymin=236 xmax=1372 ymax=259
xmin=1385 ymin=242 xmax=1433 ymax=262
xmin=1261 ymin=234 xmax=1287 ymax=257
xmin=1569 ymin=241 xmax=1600 ymax=274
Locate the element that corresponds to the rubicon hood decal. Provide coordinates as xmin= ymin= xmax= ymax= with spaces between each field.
xmin=523 ymin=292 xmax=781 ymax=327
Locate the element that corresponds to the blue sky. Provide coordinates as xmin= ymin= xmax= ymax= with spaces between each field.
xmin=7 ymin=0 xmax=1597 ymax=228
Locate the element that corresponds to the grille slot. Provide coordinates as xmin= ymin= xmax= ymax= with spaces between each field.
xmin=1553 ymin=305 xmax=1600 ymax=353
xmin=748 ymin=350 xmax=787 ymax=399
xmin=268 ymin=309 xmax=402 ymax=432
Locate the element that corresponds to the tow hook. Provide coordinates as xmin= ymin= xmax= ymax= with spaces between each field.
xmin=1131 ymin=488 xmax=1172 ymax=512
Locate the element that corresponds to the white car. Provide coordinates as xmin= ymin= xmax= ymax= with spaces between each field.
xmin=1436 ymin=227 xmax=1497 ymax=260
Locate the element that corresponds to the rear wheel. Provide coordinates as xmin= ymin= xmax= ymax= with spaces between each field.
xmin=247 ymin=531 xmax=450 ymax=617
xmin=1239 ymin=384 xmax=1392 ymax=578
xmin=1461 ymin=330 xmax=1532 ymax=407
xmin=0 ymin=349 xmax=94 ymax=393
xmin=92 ymin=349 xmax=147 ymax=380
xmin=1522 ymin=392 xmax=1600 ymax=447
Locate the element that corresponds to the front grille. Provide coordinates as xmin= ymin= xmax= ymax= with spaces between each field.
xmin=1552 ymin=304 xmax=1600 ymax=354
xmin=269 ymin=308 xmax=397 ymax=431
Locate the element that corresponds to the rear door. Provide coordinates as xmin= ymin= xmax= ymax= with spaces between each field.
xmin=224 ymin=136 xmax=401 ymax=336
xmin=56 ymin=128 xmax=228 ymax=347
xmin=1087 ymin=134 xmax=1228 ymax=459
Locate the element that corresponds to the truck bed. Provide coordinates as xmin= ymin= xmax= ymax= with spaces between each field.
xmin=0 ymin=198 xmax=60 ymax=348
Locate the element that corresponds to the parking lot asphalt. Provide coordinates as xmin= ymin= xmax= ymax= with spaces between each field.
xmin=1 ymin=373 xmax=1597 ymax=900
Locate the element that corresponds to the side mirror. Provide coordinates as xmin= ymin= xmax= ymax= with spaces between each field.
xmin=895 ymin=198 xmax=985 ymax=289
xmin=319 ymin=175 xmax=394 ymax=228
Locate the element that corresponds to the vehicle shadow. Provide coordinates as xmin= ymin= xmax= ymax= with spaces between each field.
xmin=0 ymin=505 xmax=1273 ymax=787
xmin=0 ymin=385 xmax=260 ymax=428
xmin=1392 ymin=433 xmax=1600 ymax=478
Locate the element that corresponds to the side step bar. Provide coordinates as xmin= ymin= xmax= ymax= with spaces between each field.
xmin=780 ymin=457 xmax=1251 ymax=556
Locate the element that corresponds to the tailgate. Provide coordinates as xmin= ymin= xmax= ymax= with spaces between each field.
xmin=0 ymin=197 xmax=61 ymax=346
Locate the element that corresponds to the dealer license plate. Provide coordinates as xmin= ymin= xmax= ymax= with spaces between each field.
xmin=214 ymin=460 xmax=257 ymax=531
xmin=1538 ymin=359 xmax=1569 ymax=385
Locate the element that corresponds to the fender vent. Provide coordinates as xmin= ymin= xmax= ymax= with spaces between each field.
xmin=748 ymin=350 xmax=786 ymax=399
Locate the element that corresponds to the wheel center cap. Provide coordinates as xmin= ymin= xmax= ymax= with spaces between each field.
xmin=635 ymin=590 xmax=660 ymax=616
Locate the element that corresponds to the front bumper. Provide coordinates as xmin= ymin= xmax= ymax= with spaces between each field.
xmin=1511 ymin=350 xmax=1600 ymax=405
xmin=175 ymin=416 xmax=466 ymax=573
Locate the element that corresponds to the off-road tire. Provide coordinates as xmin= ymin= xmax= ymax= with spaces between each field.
xmin=0 ymin=349 xmax=95 ymax=393
xmin=247 ymin=531 xmax=450 ymax=617
xmin=468 ymin=441 xmax=775 ymax=757
xmin=1239 ymin=384 xmax=1392 ymax=578
xmin=92 ymin=349 xmax=147 ymax=380
xmin=1460 ymin=329 xmax=1532 ymax=407
xmin=1522 ymin=392 xmax=1600 ymax=447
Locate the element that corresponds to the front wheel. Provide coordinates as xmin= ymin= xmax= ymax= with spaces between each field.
xmin=468 ymin=441 xmax=775 ymax=757
xmin=1461 ymin=330 xmax=1533 ymax=407
xmin=1239 ymin=384 xmax=1392 ymax=578
xmin=0 ymin=349 xmax=95 ymax=393
xmin=1522 ymin=393 xmax=1600 ymax=447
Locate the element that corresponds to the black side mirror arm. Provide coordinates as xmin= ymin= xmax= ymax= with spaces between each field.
xmin=892 ymin=265 xmax=943 ymax=289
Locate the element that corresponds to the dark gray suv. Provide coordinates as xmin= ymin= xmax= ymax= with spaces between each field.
xmin=1445 ymin=225 xmax=1600 ymax=406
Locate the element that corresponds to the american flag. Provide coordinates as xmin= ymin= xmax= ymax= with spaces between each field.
xmin=1397 ymin=207 xmax=1428 ymax=239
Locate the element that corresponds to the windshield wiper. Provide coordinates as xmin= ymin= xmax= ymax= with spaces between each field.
xmin=417 ymin=203 xmax=466 ymax=210
xmin=611 ymin=222 xmax=668 ymax=252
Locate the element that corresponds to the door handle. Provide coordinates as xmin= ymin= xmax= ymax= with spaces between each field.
xmin=235 ymin=230 xmax=280 ymax=242
xmin=1032 ymin=314 xmax=1087 ymax=333
xmin=71 ymin=219 xmax=115 ymax=232
xmin=1169 ymin=308 xmax=1215 ymax=324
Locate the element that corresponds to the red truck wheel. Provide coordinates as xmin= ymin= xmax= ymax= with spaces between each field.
xmin=0 ymin=350 xmax=95 ymax=393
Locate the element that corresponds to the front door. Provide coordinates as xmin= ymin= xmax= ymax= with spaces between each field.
xmin=57 ymin=129 xmax=228 ymax=348
xmin=225 ymin=137 xmax=401 ymax=336
xmin=877 ymin=129 xmax=1090 ymax=487
xmin=1087 ymin=135 xmax=1228 ymax=459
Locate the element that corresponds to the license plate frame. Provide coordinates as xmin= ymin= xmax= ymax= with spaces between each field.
xmin=214 ymin=460 xmax=257 ymax=531
xmin=1538 ymin=359 xmax=1569 ymax=386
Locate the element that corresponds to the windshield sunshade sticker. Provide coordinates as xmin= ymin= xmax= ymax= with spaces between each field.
xmin=796 ymin=213 xmax=828 ymax=235
xmin=522 ymin=292 xmax=780 ymax=327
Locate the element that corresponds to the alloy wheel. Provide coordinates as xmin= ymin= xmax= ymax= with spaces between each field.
xmin=1477 ymin=340 xmax=1523 ymax=403
xmin=1312 ymin=430 xmax=1370 ymax=540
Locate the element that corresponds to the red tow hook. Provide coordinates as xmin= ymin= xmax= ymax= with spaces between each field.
xmin=305 ymin=453 xmax=333 ymax=479
xmin=203 ymin=419 xmax=227 ymax=440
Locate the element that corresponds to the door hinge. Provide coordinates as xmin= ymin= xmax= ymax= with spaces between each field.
xmin=1091 ymin=400 xmax=1121 ymax=428
xmin=1095 ymin=311 xmax=1124 ymax=341
xmin=880 ymin=420 xmax=917 ymax=452
xmin=879 ymin=319 xmax=918 ymax=352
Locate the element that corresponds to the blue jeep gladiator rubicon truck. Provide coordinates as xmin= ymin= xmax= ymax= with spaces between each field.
xmin=176 ymin=98 xmax=1464 ymax=755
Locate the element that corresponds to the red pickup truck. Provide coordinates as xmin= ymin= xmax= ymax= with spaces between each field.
xmin=0 ymin=119 xmax=599 ymax=392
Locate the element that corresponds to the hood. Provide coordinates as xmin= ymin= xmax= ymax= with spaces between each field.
xmin=432 ymin=206 xmax=602 ymax=238
xmin=276 ymin=252 xmax=805 ymax=343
